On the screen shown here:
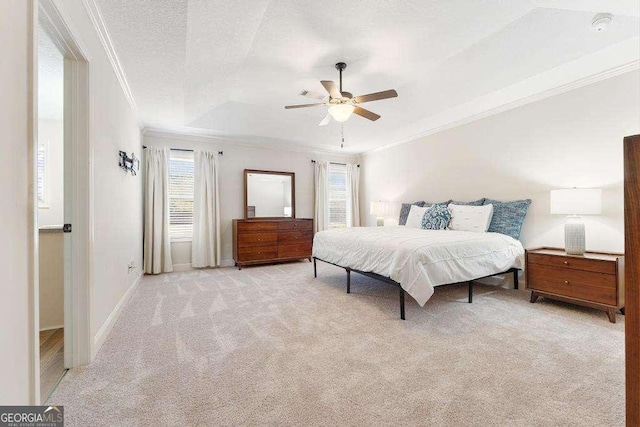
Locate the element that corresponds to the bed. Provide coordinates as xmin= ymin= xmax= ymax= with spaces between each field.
xmin=312 ymin=226 xmax=525 ymax=319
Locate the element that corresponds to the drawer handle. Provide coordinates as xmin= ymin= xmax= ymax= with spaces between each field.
xmin=564 ymin=280 xmax=570 ymax=284
xmin=564 ymin=261 xmax=569 ymax=265
xmin=257 ymin=238 xmax=261 ymax=241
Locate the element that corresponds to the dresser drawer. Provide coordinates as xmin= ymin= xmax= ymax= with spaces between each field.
xmin=237 ymin=246 xmax=278 ymax=262
xmin=278 ymin=244 xmax=311 ymax=259
xmin=527 ymin=264 xmax=617 ymax=305
xmin=528 ymin=253 xmax=616 ymax=275
xmin=278 ymin=220 xmax=312 ymax=231
xmin=279 ymin=230 xmax=312 ymax=244
xmin=237 ymin=232 xmax=278 ymax=247
xmin=237 ymin=221 xmax=277 ymax=232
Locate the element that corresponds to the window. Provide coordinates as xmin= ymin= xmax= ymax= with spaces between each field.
xmin=168 ymin=150 xmax=194 ymax=240
xmin=328 ymin=163 xmax=347 ymax=228
xmin=37 ymin=142 xmax=48 ymax=207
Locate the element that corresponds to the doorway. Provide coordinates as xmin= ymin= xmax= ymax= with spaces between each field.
xmin=31 ymin=0 xmax=94 ymax=404
xmin=36 ymin=22 xmax=66 ymax=402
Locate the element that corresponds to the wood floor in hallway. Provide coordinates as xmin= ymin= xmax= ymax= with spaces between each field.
xmin=40 ymin=328 xmax=65 ymax=402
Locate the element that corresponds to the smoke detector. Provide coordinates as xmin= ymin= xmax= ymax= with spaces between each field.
xmin=591 ymin=13 xmax=613 ymax=32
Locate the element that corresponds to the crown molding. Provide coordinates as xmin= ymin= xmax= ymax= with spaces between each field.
xmin=142 ymin=127 xmax=361 ymax=159
xmin=81 ymin=0 xmax=140 ymax=126
xmin=364 ymin=59 xmax=639 ymax=156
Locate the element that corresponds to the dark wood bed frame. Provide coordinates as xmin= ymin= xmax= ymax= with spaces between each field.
xmin=313 ymin=256 xmax=520 ymax=320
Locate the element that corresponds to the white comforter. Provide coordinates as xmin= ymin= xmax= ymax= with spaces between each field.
xmin=312 ymin=227 xmax=525 ymax=306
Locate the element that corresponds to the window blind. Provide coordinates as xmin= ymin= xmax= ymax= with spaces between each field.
xmin=328 ymin=163 xmax=347 ymax=228
xmin=168 ymin=150 xmax=194 ymax=240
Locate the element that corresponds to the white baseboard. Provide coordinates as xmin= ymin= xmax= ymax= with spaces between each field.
xmin=220 ymin=259 xmax=235 ymax=267
xmin=40 ymin=324 xmax=64 ymax=332
xmin=93 ymin=272 xmax=142 ymax=356
xmin=172 ymin=263 xmax=192 ymax=272
xmin=173 ymin=259 xmax=235 ymax=271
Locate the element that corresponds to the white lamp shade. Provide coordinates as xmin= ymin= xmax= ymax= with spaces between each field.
xmin=370 ymin=201 xmax=396 ymax=217
xmin=328 ymin=104 xmax=355 ymax=122
xmin=550 ymin=188 xmax=602 ymax=215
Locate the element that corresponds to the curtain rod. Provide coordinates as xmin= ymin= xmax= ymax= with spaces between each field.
xmin=311 ymin=160 xmax=359 ymax=167
xmin=142 ymin=145 xmax=223 ymax=155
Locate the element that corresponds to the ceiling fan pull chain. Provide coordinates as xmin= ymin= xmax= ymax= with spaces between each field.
xmin=341 ymin=123 xmax=345 ymax=149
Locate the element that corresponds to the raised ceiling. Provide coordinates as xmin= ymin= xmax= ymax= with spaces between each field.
xmin=95 ymin=0 xmax=640 ymax=153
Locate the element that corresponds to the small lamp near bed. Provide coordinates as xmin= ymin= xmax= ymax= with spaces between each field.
xmin=550 ymin=188 xmax=602 ymax=255
xmin=370 ymin=201 xmax=395 ymax=226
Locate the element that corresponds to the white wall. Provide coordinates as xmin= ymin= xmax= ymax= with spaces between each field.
xmin=0 ymin=0 xmax=32 ymax=405
xmin=39 ymin=232 xmax=64 ymax=330
xmin=361 ymin=71 xmax=640 ymax=253
xmin=53 ymin=0 xmax=144 ymax=347
xmin=143 ymin=131 xmax=358 ymax=268
xmin=37 ymin=119 xmax=64 ymax=226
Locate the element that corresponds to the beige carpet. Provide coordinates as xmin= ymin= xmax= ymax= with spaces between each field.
xmin=50 ymin=261 xmax=625 ymax=426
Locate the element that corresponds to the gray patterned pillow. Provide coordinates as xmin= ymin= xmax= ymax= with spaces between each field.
xmin=450 ymin=198 xmax=485 ymax=206
xmin=483 ymin=198 xmax=531 ymax=239
xmin=398 ymin=201 xmax=426 ymax=225
xmin=421 ymin=204 xmax=452 ymax=230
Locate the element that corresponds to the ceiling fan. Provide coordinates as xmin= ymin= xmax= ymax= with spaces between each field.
xmin=284 ymin=62 xmax=398 ymax=126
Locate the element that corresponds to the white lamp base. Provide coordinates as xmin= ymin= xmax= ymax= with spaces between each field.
xmin=376 ymin=217 xmax=384 ymax=227
xmin=565 ymin=220 xmax=585 ymax=255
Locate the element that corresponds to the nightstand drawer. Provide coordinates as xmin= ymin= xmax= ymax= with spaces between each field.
xmin=528 ymin=264 xmax=617 ymax=305
xmin=528 ymin=253 xmax=616 ymax=275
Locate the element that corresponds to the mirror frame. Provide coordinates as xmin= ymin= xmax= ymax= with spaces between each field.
xmin=244 ymin=169 xmax=296 ymax=220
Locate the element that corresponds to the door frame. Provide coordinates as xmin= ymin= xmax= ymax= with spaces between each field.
xmin=31 ymin=0 xmax=94 ymax=404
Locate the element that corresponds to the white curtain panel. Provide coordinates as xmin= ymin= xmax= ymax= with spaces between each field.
xmin=314 ymin=160 xmax=329 ymax=233
xmin=346 ymin=163 xmax=360 ymax=227
xmin=192 ymin=150 xmax=221 ymax=268
xmin=143 ymin=147 xmax=173 ymax=274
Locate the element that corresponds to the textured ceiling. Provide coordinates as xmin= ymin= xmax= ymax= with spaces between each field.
xmin=96 ymin=0 xmax=640 ymax=152
xmin=38 ymin=25 xmax=64 ymax=121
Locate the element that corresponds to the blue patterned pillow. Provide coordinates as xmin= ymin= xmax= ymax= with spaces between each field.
xmin=450 ymin=198 xmax=485 ymax=206
xmin=483 ymin=198 xmax=531 ymax=239
xmin=398 ymin=201 xmax=426 ymax=225
xmin=421 ymin=204 xmax=452 ymax=230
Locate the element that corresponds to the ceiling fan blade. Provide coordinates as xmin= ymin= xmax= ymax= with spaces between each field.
xmin=284 ymin=103 xmax=325 ymax=109
xmin=321 ymin=80 xmax=342 ymax=99
xmin=354 ymin=89 xmax=398 ymax=104
xmin=353 ymin=106 xmax=381 ymax=121
xmin=318 ymin=114 xmax=331 ymax=126
xmin=299 ymin=90 xmax=326 ymax=100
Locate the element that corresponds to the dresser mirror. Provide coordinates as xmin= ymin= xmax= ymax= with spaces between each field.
xmin=244 ymin=169 xmax=295 ymax=219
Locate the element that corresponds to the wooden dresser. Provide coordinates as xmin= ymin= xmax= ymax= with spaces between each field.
xmin=232 ymin=219 xmax=313 ymax=269
xmin=526 ymin=247 xmax=625 ymax=323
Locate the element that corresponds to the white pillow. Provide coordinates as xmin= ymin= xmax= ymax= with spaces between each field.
xmin=448 ymin=204 xmax=494 ymax=232
xmin=405 ymin=205 xmax=429 ymax=228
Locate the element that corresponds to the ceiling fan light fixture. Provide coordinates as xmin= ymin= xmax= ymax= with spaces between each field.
xmin=328 ymin=104 xmax=355 ymax=122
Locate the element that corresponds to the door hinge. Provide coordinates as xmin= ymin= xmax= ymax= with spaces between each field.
xmin=63 ymin=224 xmax=72 ymax=233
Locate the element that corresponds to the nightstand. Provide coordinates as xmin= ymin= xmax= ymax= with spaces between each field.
xmin=525 ymin=247 xmax=625 ymax=323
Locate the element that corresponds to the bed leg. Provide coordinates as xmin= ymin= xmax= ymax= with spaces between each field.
xmin=399 ymin=288 xmax=405 ymax=320
xmin=313 ymin=257 xmax=317 ymax=278
xmin=513 ymin=269 xmax=519 ymax=290
xmin=468 ymin=281 xmax=473 ymax=303
xmin=346 ymin=268 xmax=351 ymax=293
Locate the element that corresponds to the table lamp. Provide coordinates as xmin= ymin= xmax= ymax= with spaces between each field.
xmin=550 ymin=188 xmax=602 ymax=255
xmin=370 ymin=201 xmax=393 ymax=226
